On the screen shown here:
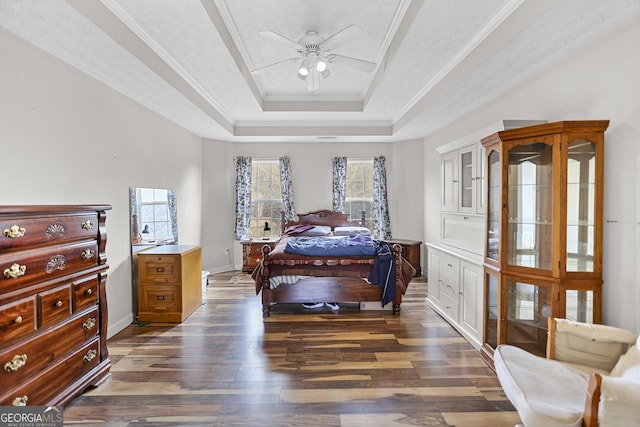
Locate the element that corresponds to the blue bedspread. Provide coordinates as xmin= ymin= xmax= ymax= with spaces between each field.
xmin=284 ymin=235 xmax=375 ymax=257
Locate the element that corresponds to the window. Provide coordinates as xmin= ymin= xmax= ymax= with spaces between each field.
xmin=138 ymin=188 xmax=176 ymax=243
xmin=345 ymin=159 xmax=374 ymax=229
xmin=250 ymin=160 xmax=282 ymax=238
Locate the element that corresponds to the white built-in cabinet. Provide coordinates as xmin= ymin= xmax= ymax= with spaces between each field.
xmin=427 ymin=120 xmax=545 ymax=350
xmin=427 ymin=245 xmax=483 ymax=348
xmin=441 ymin=144 xmax=483 ymax=215
xmin=439 ymin=142 xmax=485 ymax=255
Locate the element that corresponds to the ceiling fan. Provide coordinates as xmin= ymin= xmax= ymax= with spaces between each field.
xmin=252 ymin=25 xmax=377 ymax=92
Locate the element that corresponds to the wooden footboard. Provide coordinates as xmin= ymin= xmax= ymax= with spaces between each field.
xmin=259 ymin=243 xmax=406 ymax=318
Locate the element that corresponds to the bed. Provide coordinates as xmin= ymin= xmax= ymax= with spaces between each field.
xmin=252 ymin=209 xmax=415 ymax=317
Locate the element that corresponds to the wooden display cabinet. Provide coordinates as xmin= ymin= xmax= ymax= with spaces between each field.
xmin=480 ymin=121 xmax=609 ymax=365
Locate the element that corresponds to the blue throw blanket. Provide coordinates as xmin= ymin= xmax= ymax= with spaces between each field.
xmin=284 ymin=235 xmax=376 ymax=257
xmin=368 ymin=241 xmax=397 ymax=307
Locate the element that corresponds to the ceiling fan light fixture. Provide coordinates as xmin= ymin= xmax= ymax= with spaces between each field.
xmin=316 ymin=59 xmax=327 ymax=72
xmin=320 ymin=69 xmax=331 ymax=79
xmin=298 ymin=58 xmax=312 ymax=76
xmin=297 ymin=72 xmax=307 ymax=81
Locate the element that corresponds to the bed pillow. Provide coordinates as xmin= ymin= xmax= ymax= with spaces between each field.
xmin=297 ymin=225 xmax=333 ymax=237
xmin=333 ymin=226 xmax=371 ymax=236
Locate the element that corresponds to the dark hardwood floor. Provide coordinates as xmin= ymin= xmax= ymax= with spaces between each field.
xmin=63 ymin=271 xmax=521 ymax=426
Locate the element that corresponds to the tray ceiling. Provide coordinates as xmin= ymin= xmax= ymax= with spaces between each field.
xmin=1 ymin=0 xmax=639 ymax=142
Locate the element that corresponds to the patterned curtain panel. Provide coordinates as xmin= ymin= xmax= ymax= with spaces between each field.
xmin=234 ymin=156 xmax=252 ymax=240
xmin=373 ymin=156 xmax=392 ymax=240
xmin=167 ymin=190 xmax=179 ymax=243
xmin=279 ymin=156 xmax=296 ymax=223
xmin=332 ymin=156 xmax=347 ymax=212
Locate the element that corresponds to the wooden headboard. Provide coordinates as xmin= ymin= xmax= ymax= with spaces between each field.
xmin=283 ymin=209 xmax=362 ymax=231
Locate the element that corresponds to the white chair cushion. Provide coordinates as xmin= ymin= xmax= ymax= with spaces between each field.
xmin=610 ymin=337 xmax=640 ymax=380
xmin=599 ymin=376 xmax=640 ymax=427
xmin=495 ymin=345 xmax=590 ymax=427
xmin=554 ymin=319 xmax=638 ymax=372
xmin=555 ymin=319 xmax=638 ymax=343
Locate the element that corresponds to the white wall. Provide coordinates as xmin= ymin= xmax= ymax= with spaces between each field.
xmin=424 ymin=21 xmax=640 ymax=332
xmin=199 ymin=141 xmax=425 ymax=270
xmin=391 ymin=139 xmax=425 ymax=241
xmin=201 ymin=139 xmax=235 ymax=272
xmin=0 ymin=29 xmax=203 ymax=338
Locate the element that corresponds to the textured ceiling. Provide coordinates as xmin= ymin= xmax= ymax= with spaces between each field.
xmin=1 ymin=0 xmax=639 ymax=142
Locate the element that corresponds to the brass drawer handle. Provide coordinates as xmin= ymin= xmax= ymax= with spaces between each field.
xmin=83 ymin=317 xmax=96 ymax=331
xmin=4 ymin=263 xmax=26 ymax=279
xmin=81 ymin=220 xmax=94 ymax=230
xmin=3 ymin=224 xmax=26 ymax=239
xmin=14 ymin=315 xmax=23 ymax=324
xmin=81 ymin=249 xmax=95 ymax=260
xmin=4 ymin=354 xmax=27 ymax=372
xmin=12 ymin=395 xmax=28 ymax=406
xmin=55 ymin=300 xmax=63 ymax=308
xmin=83 ymin=349 xmax=97 ymax=363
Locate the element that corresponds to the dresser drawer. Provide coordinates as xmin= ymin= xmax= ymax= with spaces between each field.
xmin=40 ymin=284 xmax=72 ymax=330
xmin=0 ymin=337 xmax=100 ymax=406
xmin=441 ymin=292 xmax=460 ymax=320
xmin=0 ymin=296 xmax=36 ymax=346
xmin=139 ymin=284 xmax=180 ymax=313
xmin=0 ymin=241 xmax=99 ymax=294
xmin=0 ymin=307 xmax=99 ymax=390
xmin=0 ymin=213 xmax=99 ymax=251
xmin=73 ymin=275 xmax=99 ymax=312
xmin=138 ymin=256 xmax=180 ymax=283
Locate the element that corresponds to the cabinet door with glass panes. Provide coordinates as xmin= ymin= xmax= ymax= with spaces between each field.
xmin=441 ymin=145 xmax=479 ymax=214
xmin=479 ymin=121 xmax=608 ymax=362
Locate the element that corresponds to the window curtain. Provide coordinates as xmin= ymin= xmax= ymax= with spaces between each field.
xmin=234 ymin=156 xmax=252 ymax=240
xmin=279 ymin=156 xmax=296 ymax=223
xmin=373 ymin=156 xmax=392 ymax=240
xmin=332 ymin=156 xmax=347 ymax=212
xmin=167 ymin=190 xmax=179 ymax=243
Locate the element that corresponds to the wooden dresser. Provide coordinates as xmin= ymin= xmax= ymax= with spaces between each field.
xmin=137 ymin=245 xmax=202 ymax=323
xmin=0 ymin=205 xmax=111 ymax=407
xmin=241 ymin=239 xmax=278 ymax=273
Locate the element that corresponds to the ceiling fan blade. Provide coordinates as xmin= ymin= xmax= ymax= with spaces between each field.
xmin=319 ymin=25 xmax=363 ymax=50
xmin=328 ymin=54 xmax=376 ymax=73
xmin=251 ymin=57 xmax=299 ymax=74
xmin=258 ymin=30 xmax=304 ymax=50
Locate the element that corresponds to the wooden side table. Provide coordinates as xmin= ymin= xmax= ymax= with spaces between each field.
xmin=241 ymin=238 xmax=278 ymax=273
xmin=385 ymin=239 xmax=422 ymax=276
xmin=137 ymin=245 xmax=202 ymax=322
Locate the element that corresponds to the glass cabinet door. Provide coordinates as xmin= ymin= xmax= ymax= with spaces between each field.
xmin=485 ymin=272 xmax=499 ymax=349
xmin=507 ymin=141 xmax=554 ymax=270
xmin=565 ymin=289 xmax=594 ymax=323
xmin=566 ymin=138 xmax=597 ymax=272
xmin=506 ymin=280 xmax=551 ymax=356
xmin=460 ymin=147 xmax=474 ymax=209
xmin=487 ymin=150 xmax=501 ymax=261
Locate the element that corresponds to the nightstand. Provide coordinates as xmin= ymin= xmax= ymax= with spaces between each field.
xmin=385 ymin=239 xmax=422 ymax=276
xmin=241 ymin=238 xmax=278 ymax=273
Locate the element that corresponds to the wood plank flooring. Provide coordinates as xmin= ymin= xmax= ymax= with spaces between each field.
xmin=63 ymin=271 xmax=521 ymax=426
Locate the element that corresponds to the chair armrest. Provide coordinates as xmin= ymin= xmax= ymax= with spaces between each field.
xmin=547 ymin=318 xmax=637 ymax=371
xmin=598 ymin=376 xmax=640 ymax=426
xmin=583 ymin=373 xmax=601 ymax=427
